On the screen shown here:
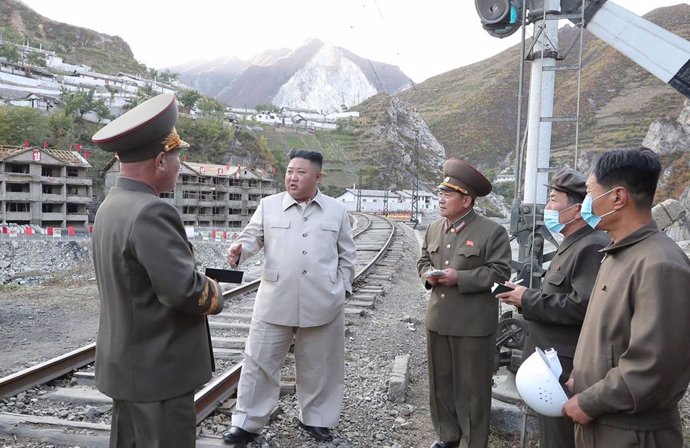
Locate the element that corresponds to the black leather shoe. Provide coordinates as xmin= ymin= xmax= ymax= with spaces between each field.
xmin=222 ymin=426 xmax=258 ymax=445
xmin=430 ymin=441 xmax=459 ymax=448
xmin=298 ymin=421 xmax=333 ymax=442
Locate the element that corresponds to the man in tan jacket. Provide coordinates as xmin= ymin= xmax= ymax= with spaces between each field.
xmin=563 ymin=148 xmax=690 ymax=448
xmin=223 ymin=149 xmax=356 ymax=446
xmin=418 ymin=159 xmax=511 ymax=448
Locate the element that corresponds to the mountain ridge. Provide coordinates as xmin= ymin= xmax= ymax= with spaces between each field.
xmin=172 ymin=38 xmax=412 ymax=111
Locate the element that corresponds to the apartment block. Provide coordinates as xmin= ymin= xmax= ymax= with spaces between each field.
xmin=104 ymin=160 xmax=277 ymax=228
xmin=0 ymin=146 xmax=92 ymax=228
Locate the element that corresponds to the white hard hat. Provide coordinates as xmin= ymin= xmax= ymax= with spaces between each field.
xmin=515 ymin=348 xmax=569 ymax=417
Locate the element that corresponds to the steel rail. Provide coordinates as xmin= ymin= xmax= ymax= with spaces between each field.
xmin=0 ymin=343 xmax=96 ymax=398
xmin=193 ymin=213 xmax=395 ymax=420
xmin=0 ymin=213 xmax=396 ymax=428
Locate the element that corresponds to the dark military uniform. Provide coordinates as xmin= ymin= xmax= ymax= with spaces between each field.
xmin=518 ymin=168 xmax=610 ymax=448
xmin=91 ymin=94 xmax=223 ymax=448
xmin=418 ymin=159 xmax=511 ymax=448
xmin=521 ymin=225 xmax=609 ymax=447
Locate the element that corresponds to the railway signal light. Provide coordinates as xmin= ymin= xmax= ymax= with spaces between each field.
xmin=475 ymin=0 xmax=523 ymax=38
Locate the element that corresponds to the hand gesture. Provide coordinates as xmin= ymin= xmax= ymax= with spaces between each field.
xmin=226 ymin=243 xmax=242 ymax=268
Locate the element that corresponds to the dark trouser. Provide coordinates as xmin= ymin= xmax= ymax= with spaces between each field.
xmin=110 ymin=391 xmax=196 ymax=448
xmin=427 ymin=330 xmax=495 ymax=448
xmin=538 ymin=355 xmax=575 ymax=448
xmin=575 ymin=422 xmax=683 ymax=448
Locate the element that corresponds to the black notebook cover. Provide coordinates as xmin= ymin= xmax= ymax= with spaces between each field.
xmin=205 ymin=267 xmax=244 ymax=284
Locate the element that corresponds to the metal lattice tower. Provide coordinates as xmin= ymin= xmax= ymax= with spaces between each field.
xmin=411 ymin=130 xmax=420 ymax=226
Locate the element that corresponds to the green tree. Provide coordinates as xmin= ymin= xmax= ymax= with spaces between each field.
xmin=48 ymin=113 xmax=75 ymax=148
xmin=93 ymin=98 xmax=111 ymax=123
xmin=25 ymin=52 xmax=46 ymax=67
xmin=197 ymin=97 xmax=226 ymax=119
xmin=105 ymin=85 xmax=118 ymax=105
xmin=255 ymin=103 xmax=280 ymax=113
xmin=124 ymin=85 xmax=156 ymax=111
xmin=158 ymin=69 xmax=179 ymax=84
xmin=0 ymin=43 xmax=20 ymax=64
xmin=60 ymin=89 xmax=90 ymax=118
xmin=176 ymin=115 xmax=234 ymax=164
xmin=178 ymin=89 xmax=201 ymax=112
xmin=0 ymin=106 xmax=50 ymax=146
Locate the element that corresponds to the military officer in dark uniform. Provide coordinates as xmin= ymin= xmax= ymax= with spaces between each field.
xmin=418 ymin=159 xmax=512 ymax=448
xmin=91 ymin=94 xmax=224 ymax=448
xmin=496 ymin=168 xmax=609 ymax=448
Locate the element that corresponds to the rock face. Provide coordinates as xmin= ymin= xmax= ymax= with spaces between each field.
xmin=273 ymin=44 xmax=379 ymax=113
xmin=174 ymin=39 xmax=412 ymax=112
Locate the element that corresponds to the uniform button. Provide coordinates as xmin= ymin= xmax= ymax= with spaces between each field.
xmin=446 ymin=244 xmax=451 ymax=249
xmin=444 ymin=260 xmax=449 ymax=266
xmin=450 ymin=228 xmax=455 ymax=233
xmin=303 ymin=217 xmax=308 ymax=222
xmin=302 ymin=270 xmax=307 ymax=275
xmin=301 ymin=250 xmax=307 ymax=255
xmin=302 ymin=233 xmax=308 ymax=237
xmin=441 ymin=293 xmax=446 ymax=299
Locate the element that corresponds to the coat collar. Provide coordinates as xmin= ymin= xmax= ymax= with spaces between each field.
xmin=444 ymin=208 xmax=476 ymax=233
xmin=281 ymin=189 xmax=324 ymax=211
xmin=115 ymin=176 xmax=156 ymax=195
xmin=602 ymin=221 xmax=659 ymax=254
xmin=557 ymin=225 xmax=598 ymax=255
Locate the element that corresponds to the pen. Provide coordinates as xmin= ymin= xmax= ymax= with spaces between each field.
xmin=512 ymin=278 xmax=524 ymax=285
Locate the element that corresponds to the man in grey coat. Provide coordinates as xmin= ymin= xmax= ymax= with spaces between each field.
xmin=92 ymin=94 xmax=224 ymax=448
xmin=223 ymin=149 xmax=356 ymax=446
xmin=497 ymin=168 xmax=609 ymax=448
xmin=418 ymin=159 xmax=512 ymax=448
xmin=563 ymin=148 xmax=690 ymax=448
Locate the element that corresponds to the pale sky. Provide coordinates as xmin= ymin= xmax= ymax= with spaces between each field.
xmin=19 ymin=0 xmax=688 ymax=83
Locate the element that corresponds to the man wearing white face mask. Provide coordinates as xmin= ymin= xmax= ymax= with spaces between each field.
xmin=563 ymin=148 xmax=690 ymax=448
xmin=497 ymin=167 xmax=609 ymax=448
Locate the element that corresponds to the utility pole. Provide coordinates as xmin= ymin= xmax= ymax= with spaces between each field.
xmin=356 ymin=168 xmax=362 ymax=212
xmin=411 ymin=130 xmax=420 ymax=227
xmin=383 ymin=155 xmax=390 ymax=217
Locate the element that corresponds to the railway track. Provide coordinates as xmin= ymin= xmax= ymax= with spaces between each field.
xmin=0 ymin=213 xmax=400 ymax=447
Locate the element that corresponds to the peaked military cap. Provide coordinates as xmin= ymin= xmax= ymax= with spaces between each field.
xmin=92 ymin=93 xmax=189 ymax=163
xmin=438 ymin=158 xmax=492 ymax=198
xmin=545 ymin=168 xmax=587 ymax=199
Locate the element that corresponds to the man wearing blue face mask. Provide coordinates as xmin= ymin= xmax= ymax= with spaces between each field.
xmin=563 ymin=148 xmax=690 ymax=448
xmin=497 ymin=167 xmax=609 ymax=448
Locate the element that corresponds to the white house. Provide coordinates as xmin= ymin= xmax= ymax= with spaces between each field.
xmin=335 ymin=188 xmax=438 ymax=214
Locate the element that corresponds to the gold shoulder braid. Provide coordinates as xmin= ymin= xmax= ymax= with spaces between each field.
xmin=162 ymin=127 xmax=190 ymax=152
xmin=199 ymin=277 xmax=220 ymax=315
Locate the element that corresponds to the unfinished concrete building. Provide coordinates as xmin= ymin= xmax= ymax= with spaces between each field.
xmin=0 ymin=146 xmax=92 ymax=228
xmin=103 ymin=159 xmax=277 ymax=229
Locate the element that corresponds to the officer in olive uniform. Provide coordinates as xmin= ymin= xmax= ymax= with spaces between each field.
xmin=92 ymin=94 xmax=224 ymax=448
xmin=417 ymin=159 xmax=512 ymax=448
xmin=497 ymin=168 xmax=609 ymax=448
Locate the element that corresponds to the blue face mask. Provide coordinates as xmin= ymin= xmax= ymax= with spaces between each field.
xmin=581 ymin=187 xmax=617 ymax=229
xmin=544 ymin=203 xmax=578 ymax=234
xmin=544 ymin=209 xmax=565 ymax=233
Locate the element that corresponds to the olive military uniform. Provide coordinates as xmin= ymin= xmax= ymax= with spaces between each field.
xmin=418 ymin=159 xmax=511 ymax=447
